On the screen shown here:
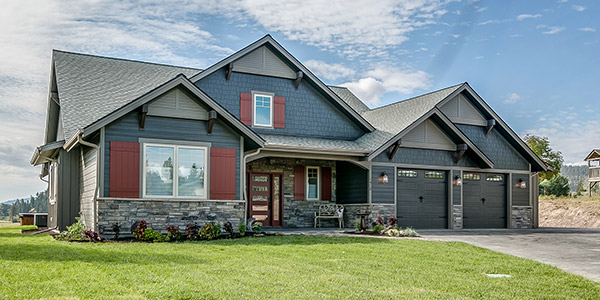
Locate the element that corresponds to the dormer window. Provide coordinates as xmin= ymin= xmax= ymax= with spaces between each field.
xmin=253 ymin=93 xmax=273 ymax=127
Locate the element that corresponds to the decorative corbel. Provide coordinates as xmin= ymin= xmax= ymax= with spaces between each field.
xmin=388 ymin=140 xmax=401 ymax=161
xmin=454 ymin=144 xmax=467 ymax=163
xmin=485 ymin=119 xmax=496 ymax=136
xmin=207 ymin=110 xmax=217 ymax=134
xmin=294 ymin=71 xmax=303 ymax=90
xmin=139 ymin=103 xmax=148 ymax=131
xmin=226 ymin=63 xmax=233 ymax=82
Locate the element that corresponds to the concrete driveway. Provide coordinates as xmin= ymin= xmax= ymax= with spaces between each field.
xmin=421 ymin=228 xmax=600 ymax=282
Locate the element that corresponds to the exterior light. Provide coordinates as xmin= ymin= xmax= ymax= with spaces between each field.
xmin=379 ymin=171 xmax=389 ymax=184
xmin=453 ymin=175 xmax=462 ymax=186
xmin=517 ymin=178 xmax=527 ymax=189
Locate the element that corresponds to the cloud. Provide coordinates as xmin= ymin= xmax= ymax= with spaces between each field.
xmin=303 ymin=60 xmax=356 ymax=81
xmin=342 ymin=67 xmax=431 ymax=106
xmin=516 ymin=13 xmax=541 ymax=21
xmin=537 ymin=25 xmax=566 ymax=35
xmin=572 ymin=5 xmax=585 ymax=11
xmin=474 ymin=56 xmax=484 ymax=60
xmin=578 ymin=27 xmax=596 ymax=32
xmin=503 ymin=93 xmax=521 ymax=104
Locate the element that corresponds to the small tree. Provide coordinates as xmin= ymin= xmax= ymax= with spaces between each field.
xmin=524 ymin=134 xmax=563 ymax=181
xmin=540 ymin=175 xmax=570 ymax=197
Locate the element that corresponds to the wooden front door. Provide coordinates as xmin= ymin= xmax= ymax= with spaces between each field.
xmin=248 ymin=173 xmax=282 ymax=226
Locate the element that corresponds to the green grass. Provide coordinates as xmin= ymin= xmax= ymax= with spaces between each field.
xmin=1 ymin=226 xmax=598 ymax=299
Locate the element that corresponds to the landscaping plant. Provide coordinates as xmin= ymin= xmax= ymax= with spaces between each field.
xmin=251 ymin=221 xmax=262 ymax=234
xmin=56 ymin=217 xmax=86 ymax=241
xmin=185 ymin=222 xmax=199 ymax=240
xmin=144 ymin=228 xmax=167 ymax=242
xmin=166 ymin=225 xmax=183 ymax=241
xmin=112 ymin=222 xmax=120 ymax=240
xmin=83 ymin=229 xmax=104 ymax=242
xmin=223 ymin=222 xmax=234 ymax=238
xmin=372 ymin=224 xmax=385 ymax=234
xmin=199 ymin=222 xmax=221 ymax=240
xmin=132 ymin=220 xmax=147 ymax=240
xmin=238 ymin=222 xmax=247 ymax=236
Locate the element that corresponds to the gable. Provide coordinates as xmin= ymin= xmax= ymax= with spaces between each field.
xmin=440 ymin=93 xmax=486 ymax=126
xmin=233 ymin=45 xmax=296 ymax=79
xmin=402 ymin=119 xmax=455 ymax=151
xmin=148 ymin=88 xmax=208 ymax=120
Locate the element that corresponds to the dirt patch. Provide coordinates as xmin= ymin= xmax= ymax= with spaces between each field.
xmin=539 ymin=196 xmax=600 ymax=228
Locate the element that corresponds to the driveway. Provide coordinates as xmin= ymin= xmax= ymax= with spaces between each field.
xmin=421 ymin=228 xmax=600 ymax=282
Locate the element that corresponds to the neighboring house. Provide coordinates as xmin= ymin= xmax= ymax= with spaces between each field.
xmin=584 ymin=149 xmax=600 ymax=196
xmin=30 ymin=35 xmax=548 ymax=233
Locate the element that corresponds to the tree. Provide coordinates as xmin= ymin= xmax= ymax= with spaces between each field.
xmin=524 ymin=134 xmax=564 ymax=181
xmin=540 ymin=175 xmax=570 ymax=197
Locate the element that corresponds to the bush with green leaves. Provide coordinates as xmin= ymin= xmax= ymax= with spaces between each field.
xmin=400 ymin=227 xmax=419 ymax=237
xmin=166 ymin=225 xmax=183 ymax=242
xmin=144 ymin=228 xmax=167 ymax=242
xmin=238 ymin=222 xmax=247 ymax=236
xmin=540 ymin=175 xmax=570 ymax=197
xmin=354 ymin=220 xmax=361 ymax=232
xmin=132 ymin=220 xmax=147 ymax=240
xmin=199 ymin=222 xmax=221 ymax=240
xmin=251 ymin=221 xmax=262 ymax=234
xmin=372 ymin=224 xmax=385 ymax=234
xmin=56 ymin=217 xmax=86 ymax=241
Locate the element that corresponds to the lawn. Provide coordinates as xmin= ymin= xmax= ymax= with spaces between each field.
xmin=0 ymin=226 xmax=598 ymax=299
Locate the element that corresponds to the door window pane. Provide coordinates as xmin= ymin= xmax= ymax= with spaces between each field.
xmin=145 ymin=146 xmax=174 ymax=196
xmin=177 ymin=147 xmax=205 ymax=197
xmin=254 ymin=95 xmax=272 ymax=126
xmin=307 ymin=167 xmax=319 ymax=199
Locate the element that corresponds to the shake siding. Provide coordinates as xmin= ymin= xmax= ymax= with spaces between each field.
xmin=196 ymin=71 xmax=365 ymax=140
xmin=371 ymin=165 xmax=395 ymax=204
xmin=103 ymin=113 xmax=242 ymax=199
xmin=373 ymin=147 xmax=479 ymax=167
xmin=79 ymin=145 xmax=97 ymax=230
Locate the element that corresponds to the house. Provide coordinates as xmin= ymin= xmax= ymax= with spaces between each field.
xmin=584 ymin=149 xmax=600 ymax=196
xmin=30 ymin=35 xmax=548 ymax=233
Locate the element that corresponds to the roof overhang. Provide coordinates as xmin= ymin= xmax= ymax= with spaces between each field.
xmin=65 ymin=74 xmax=265 ymax=151
xmin=264 ymin=145 xmax=370 ymax=157
xmin=189 ymin=35 xmax=375 ymax=133
xmin=30 ymin=140 xmax=65 ymax=166
xmin=584 ymin=149 xmax=600 ymax=161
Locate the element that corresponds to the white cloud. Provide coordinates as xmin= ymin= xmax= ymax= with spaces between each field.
xmin=474 ymin=56 xmax=484 ymax=60
xmin=537 ymin=25 xmax=566 ymax=35
xmin=303 ymin=60 xmax=356 ymax=81
xmin=503 ymin=93 xmax=521 ymax=104
xmin=578 ymin=27 xmax=596 ymax=32
xmin=342 ymin=67 xmax=431 ymax=106
xmin=572 ymin=5 xmax=585 ymax=11
xmin=516 ymin=13 xmax=541 ymax=21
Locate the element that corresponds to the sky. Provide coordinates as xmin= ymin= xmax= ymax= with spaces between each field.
xmin=0 ymin=0 xmax=598 ymax=201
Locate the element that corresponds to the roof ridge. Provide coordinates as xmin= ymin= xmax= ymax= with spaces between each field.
xmin=370 ymin=83 xmax=464 ymax=112
xmin=52 ymin=49 xmax=203 ymax=71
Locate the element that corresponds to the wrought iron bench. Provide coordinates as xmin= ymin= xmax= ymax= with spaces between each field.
xmin=314 ymin=204 xmax=344 ymax=228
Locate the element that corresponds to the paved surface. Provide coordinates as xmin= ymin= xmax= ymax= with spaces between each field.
xmin=420 ymin=227 xmax=600 ymax=282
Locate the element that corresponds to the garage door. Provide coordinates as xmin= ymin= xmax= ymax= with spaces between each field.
xmin=396 ymin=169 xmax=447 ymax=229
xmin=463 ymin=172 xmax=507 ymax=228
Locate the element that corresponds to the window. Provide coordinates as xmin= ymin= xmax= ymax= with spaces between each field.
xmin=486 ymin=174 xmax=503 ymax=182
xmin=306 ymin=166 xmax=320 ymax=200
xmin=398 ymin=170 xmax=417 ymax=177
xmin=143 ymin=144 xmax=207 ymax=198
xmin=424 ymin=171 xmax=444 ymax=179
xmin=464 ymin=173 xmax=480 ymax=181
xmin=48 ymin=162 xmax=58 ymax=204
xmin=253 ymin=93 xmax=273 ymax=127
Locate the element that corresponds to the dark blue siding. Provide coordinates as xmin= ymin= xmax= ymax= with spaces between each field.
xmin=373 ymin=147 xmax=479 ymax=167
xmin=336 ymin=162 xmax=368 ymax=204
xmin=103 ymin=113 xmax=241 ymax=199
xmin=195 ymin=70 xmax=365 ymax=140
xmin=512 ymin=174 xmax=530 ymax=206
xmin=371 ymin=165 xmax=395 ymax=204
xmin=457 ymin=125 xmax=529 ymax=171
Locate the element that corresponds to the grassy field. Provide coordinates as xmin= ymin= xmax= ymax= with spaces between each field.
xmin=0 ymin=226 xmax=598 ymax=299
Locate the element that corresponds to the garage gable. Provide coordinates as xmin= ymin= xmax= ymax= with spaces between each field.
xmin=402 ymin=119 xmax=456 ymax=151
xmin=440 ymin=93 xmax=487 ymax=126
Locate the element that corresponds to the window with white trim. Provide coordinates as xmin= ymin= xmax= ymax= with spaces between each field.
xmin=306 ymin=166 xmax=320 ymax=200
xmin=143 ymin=144 xmax=208 ymax=198
xmin=253 ymin=93 xmax=273 ymax=127
xmin=48 ymin=162 xmax=58 ymax=204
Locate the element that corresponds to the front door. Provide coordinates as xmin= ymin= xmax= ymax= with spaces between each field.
xmin=248 ymin=173 xmax=282 ymax=226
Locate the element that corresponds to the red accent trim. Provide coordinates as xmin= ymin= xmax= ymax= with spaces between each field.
xmin=273 ymin=96 xmax=285 ymax=128
xmin=210 ymin=147 xmax=236 ymax=200
xmin=240 ymin=93 xmax=252 ymax=126
xmin=109 ymin=141 xmax=140 ymax=198
xmin=321 ymin=167 xmax=332 ymax=201
xmin=294 ymin=166 xmax=305 ymax=200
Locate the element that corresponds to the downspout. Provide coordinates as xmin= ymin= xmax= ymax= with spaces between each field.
xmin=77 ymin=134 xmax=100 ymax=232
xmin=242 ymin=148 xmax=262 ymax=224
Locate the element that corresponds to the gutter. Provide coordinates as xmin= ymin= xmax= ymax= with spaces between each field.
xmin=76 ymin=133 xmax=101 ymax=232
xmin=242 ymin=148 xmax=262 ymax=224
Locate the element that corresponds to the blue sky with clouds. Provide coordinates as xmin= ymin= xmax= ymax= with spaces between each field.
xmin=0 ymin=0 xmax=598 ymax=201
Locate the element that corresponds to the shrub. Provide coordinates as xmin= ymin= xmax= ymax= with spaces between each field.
xmin=83 ymin=229 xmax=104 ymax=242
xmin=132 ymin=220 xmax=147 ymax=240
xmin=376 ymin=216 xmax=385 ymax=225
xmin=400 ymin=227 xmax=419 ymax=237
xmin=185 ymin=223 xmax=199 ymax=241
xmin=540 ymin=175 xmax=570 ymax=197
xmin=199 ymin=222 xmax=221 ymax=240
xmin=386 ymin=229 xmax=401 ymax=237
xmin=388 ymin=217 xmax=398 ymax=227
xmin=166 ymin=225 xmax=182 ymax=242
xmin=251 ymin=221 xmax=262 ymax=234
xmin=56 ymin=217 xmax=86 ymax=241
xmin=112 ymin=223 xmax=120 ymax=240
xmin=223 ymin=222 xmax=234 ymax=238
xmin=238 ymin=222 xmax=247 ymax=236
xmin=144 ymin=229 xmax=167 ymax=242
xmin=372 ymin=224 xmax=385 ymax=234
xmin=354 ymin=220 xmax=361 ymax=232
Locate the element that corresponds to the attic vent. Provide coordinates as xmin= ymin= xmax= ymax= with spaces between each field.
xmin=440 ymin=94 xmax=486 ymax=126
xmin=232 ymin=46 xmax=296 ymax=79
xmin=147 ymin=89 xmax=208 ymax=120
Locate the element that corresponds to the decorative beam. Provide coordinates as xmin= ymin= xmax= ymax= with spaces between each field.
xmin=454 ymin=144 xmax=468 ymax=163
xmin=226 ymin=63 xmax=233 ymax=82
xmin=207 ymin=110 xmax=217 ymax=134
xmin=139 ymin=104 xmax=148 ymax=131
xmin=294 ymin=71 xmax=303 ymax=90
xmin=485 ymin=119 xmax=496 ymax=136
xmin=50 ymin=92 xmax=59 ymax=105
xmin=388 ymin=140 xmax=401 ymax=161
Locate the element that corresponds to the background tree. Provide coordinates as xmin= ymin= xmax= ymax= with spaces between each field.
xmin=524 ymin=134 xmax=564 ymax=181
xmin=539 ymin=175 xmax=570 ymax=196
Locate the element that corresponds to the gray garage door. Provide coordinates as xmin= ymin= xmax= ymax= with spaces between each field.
xmin=463 ymin=172 xmax=507 ymax=228
xmin=396 ymin=169 xmax=447 ymax=229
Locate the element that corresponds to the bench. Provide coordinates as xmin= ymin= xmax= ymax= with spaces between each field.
xmin=314 ymin=204 xmax=344 ymax=228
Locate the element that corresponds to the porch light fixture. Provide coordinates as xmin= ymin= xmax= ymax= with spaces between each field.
xmin=379 ymin=171 xmax=389 ymax=184
xmin=517 ymin=178 xmax=527 ymax=189
xmin=453 ymin=175 xmax=462 ymax=186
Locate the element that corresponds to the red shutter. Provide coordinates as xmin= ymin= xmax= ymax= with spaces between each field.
xmin=240 ymin=93 xmax=252 ymax=126
xmin=109 ymin=141 xmax=140 ymax=198
xmin=321 ymin=167 xmax=332 ymax=201
xmin=294 ymin=166 xmax=305 ymax=200
xmin=273 ymin=96 xmax=285 ymax=128
xmin=210 ymin=147 xmax=236 ymax=200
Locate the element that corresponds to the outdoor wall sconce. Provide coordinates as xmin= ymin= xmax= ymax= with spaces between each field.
xmin=453 ymin=175 xmax=462 ymax=186
xmin=517 ymin=178 xmax=527 ymax=189
xmin=379 ymin=171 xmax=389 ymax=184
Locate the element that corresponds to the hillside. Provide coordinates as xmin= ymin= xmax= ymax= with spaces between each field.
xmin=539 ymin=196 xmax=600 ymax=228
xmin=560 ymin=164 xmax=588 ymax=191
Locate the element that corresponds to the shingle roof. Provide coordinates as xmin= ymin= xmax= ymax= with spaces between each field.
xmin=53 ymin=50 xmax=202 ymax=138
xmin=261 ymin=134 xmax=368 ymax=153
xmin=328 ymin=86 xmax=370 ymax=114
